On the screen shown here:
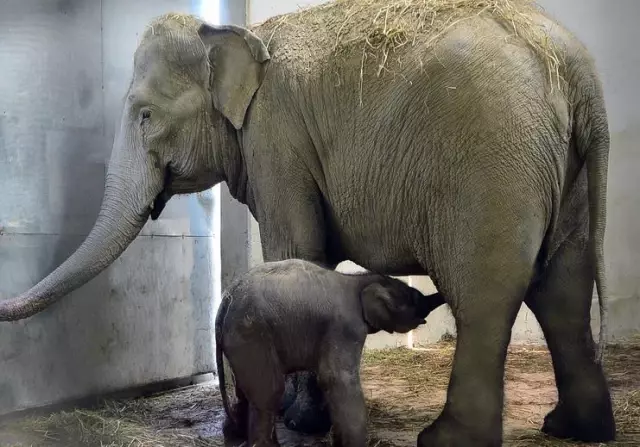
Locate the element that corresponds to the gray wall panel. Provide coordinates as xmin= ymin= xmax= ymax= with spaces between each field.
xmin=0 ymin=234 xmax=214 ymax=414
xmin=0 ymin=0 xmax=241 ymax=415
xmin=0 ymin=0 xmax=104 ymax=236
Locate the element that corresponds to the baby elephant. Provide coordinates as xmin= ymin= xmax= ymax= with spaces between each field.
xmin=215 ymin=259 xmax=444 ymax=447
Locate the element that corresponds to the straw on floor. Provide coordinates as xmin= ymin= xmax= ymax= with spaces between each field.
xmin=2 ymin=336 xmax=638 ymax=446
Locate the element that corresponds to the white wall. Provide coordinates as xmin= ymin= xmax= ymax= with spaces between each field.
xmin=246 ymin=0 xmax=640 ymax=347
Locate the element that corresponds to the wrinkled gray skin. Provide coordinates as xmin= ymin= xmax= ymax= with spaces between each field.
xmin=0 ymin=6 xmax=615 ymax=446
xmin=215 ymin=259 xmax=444 ymax=447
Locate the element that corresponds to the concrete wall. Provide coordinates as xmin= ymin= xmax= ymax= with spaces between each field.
xmin=536 ymin=0 xmax=640 ymax=341
xmin=0 ymin=0 xmax=249 ymax=415
xmin=246 ymin=0 xmax=640 ymax=348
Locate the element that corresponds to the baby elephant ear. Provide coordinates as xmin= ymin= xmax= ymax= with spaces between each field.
xmin=198 ymin=23 xmax=271 ymax=130
xmin=361 ymin=283 xmax=396 ymax=333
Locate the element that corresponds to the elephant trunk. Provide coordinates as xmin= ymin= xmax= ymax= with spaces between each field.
xmin=0 ymin=139 xmax=165 ymax=321
xmin=416 ymin=292 xmax=446 ymax=319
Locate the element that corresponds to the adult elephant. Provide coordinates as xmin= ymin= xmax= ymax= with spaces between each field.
xmin=0 ymin=0 xmax=615 ymax=445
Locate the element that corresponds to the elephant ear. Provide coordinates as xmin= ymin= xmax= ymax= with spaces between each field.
xmin=198 ymin=23 xmax=271 ymax=130
xmin=361 ymin=283 xmax=397 ymax=334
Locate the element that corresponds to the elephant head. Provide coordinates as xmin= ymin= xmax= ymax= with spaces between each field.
xmin=361 ymin=278 xmax=440 ymax=334
xmin=0 ymin=14 xmax=270 ymax=321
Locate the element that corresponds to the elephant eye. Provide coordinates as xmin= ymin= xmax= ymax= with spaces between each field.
xmin=141 ymin=109 xmax=151 ymax=122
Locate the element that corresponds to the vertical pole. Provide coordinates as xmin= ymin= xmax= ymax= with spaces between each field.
xmin=194 ymin=0 xmax=223 ymax=368
xmin=407 ymin=276 xmax=414 ymax=349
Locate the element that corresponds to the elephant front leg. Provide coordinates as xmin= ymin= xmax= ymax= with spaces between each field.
xmin=317 ymin=348 xmax=368 ymax=447
xmin=418 ymin=297 xmax=522 ymax=447
xmin=257 ymin=188 xmax=335 ymax=436
xmin=418 ymin=217 xmax=540 ymax=446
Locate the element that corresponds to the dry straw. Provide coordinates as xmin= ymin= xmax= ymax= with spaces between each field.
xmin=2 ymin=336 xmax=638 ymax=446
xmin=144 ymin=12 xmax=202 ymax=37
xmin=138 ymin=2 xmax=568 ymax=107
xmin=1 ymin=385 xmax=225 ymax=447
xmin=361 ymin=337 xmax=640 ymax=446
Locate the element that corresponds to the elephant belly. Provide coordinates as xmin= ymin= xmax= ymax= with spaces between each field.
xmin=326 ymin=220 xmax=426 ymax=275
xmin=323 ymin=179 xmax=429 ymax=275
xmin=347 ymin=246 xmax=425 ymax=276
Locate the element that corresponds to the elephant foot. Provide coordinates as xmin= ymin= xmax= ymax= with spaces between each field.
xmin=417 ymin=412 xmax=500 ymax=447
xmin=542 ymin=400 xmax=616 ymax=443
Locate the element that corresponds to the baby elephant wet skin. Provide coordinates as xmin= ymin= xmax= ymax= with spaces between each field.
xmin=215 ymin=259 xmax=444 ymax=446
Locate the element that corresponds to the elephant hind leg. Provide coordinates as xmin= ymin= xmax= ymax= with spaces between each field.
xmin=418 ymin=205 xmax=545 ymax=446
xmin=226 ymin=343 xmax=284 ymax=446
xmin=222 ymin=383 xmax=249 ymax=440
xmin=525 ymin=228 xmax=615 ymax=442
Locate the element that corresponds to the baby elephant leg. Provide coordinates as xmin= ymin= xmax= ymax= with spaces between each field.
xmin=317 ymin=347 xmax=368 ymax=447
xmin=223 ymin=383 xmax=249 ymax=440
xmin=227 ymin=343 xmax=284 ymax=447
xmin=247 ymin=404 xmax=279 ymax=447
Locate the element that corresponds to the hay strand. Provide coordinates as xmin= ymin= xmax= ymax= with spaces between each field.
xmin=2 ymin=336 xmax=638 ymax=446
xmin=255 ymin=0 xmax=568 ymax=105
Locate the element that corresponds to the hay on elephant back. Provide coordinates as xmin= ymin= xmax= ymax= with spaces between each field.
xmin=255 ymin=0 xmax=567 ymax=100
xmin=144 ymin=12 xmax=202 ymax=37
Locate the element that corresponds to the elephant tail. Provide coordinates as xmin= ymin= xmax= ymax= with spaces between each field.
xmin=215 ymin=292 xmax=236 ymax=430
xmin=574 ymin=71 xmax=610 ymax=365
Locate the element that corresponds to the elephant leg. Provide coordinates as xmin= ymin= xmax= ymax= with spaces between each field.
xmin=524 ymin=229 xmax=615 ymax=442
xmin=226 ymin=345 xmax=283 ymax=446
xmin=418 ymin=209 xmax=542 ymax=446
xmin=282 ymin=371 xmax=331 ymax=435
xmin=317 ymin=350 xmax=368 ymax=447
xmin=247 ymin=405 xmax=279 ymax=447
xmin=223 ymin=383 xmax=249 ymax=440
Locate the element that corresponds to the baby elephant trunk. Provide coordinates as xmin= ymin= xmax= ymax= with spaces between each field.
xmin=416 ymin=292 xmax=446 ymax=319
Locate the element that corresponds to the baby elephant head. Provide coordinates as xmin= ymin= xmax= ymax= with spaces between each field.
xmin=361 ymin=277 xmax=443 ymax=334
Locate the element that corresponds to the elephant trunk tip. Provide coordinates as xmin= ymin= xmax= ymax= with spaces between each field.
xmin=416 ymin=292 xmax=446 ymax=319
xmin=0 ymin=200 xmax=150 ymax=323
xmin=0 ymin=294 xmax=47 ymax=322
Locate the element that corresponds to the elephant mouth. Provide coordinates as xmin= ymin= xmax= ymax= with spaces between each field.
xmin=150 ymin=191 xmax=169 ymax=220
xmin=150 ymin=166 xmax=173 ymax=221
